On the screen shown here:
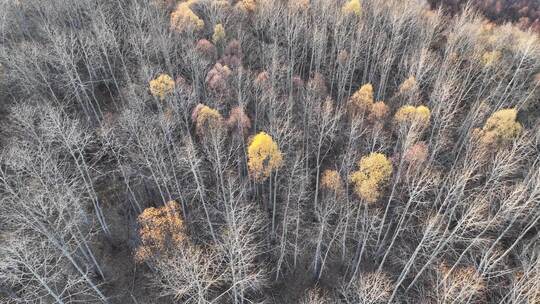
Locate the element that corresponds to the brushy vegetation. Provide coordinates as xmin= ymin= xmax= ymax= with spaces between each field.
xmin=0 ymin=0 xmax=539 ymax=303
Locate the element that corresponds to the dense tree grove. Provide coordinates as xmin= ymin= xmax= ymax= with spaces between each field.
xmin=0 ymin=0 xmax=539 ymax=303
xmin=429 ymin=0 xmax=540 ymax=32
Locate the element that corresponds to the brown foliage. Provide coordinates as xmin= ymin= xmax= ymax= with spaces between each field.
xmin=337 ymin=50 xmax=349 ymax=65
xmin=206 ymin=63 xmax=232 ymax=93
xmin=195 ymin=39 xmax=217 ymax=60
xmin=404 ymin=142 xmax=428 ymax=165
xmin=221 ymin=39 xmax=243 ymax=68
xmin=308 ymin=72 xmax=327 ymax=96
xmin=254 ymin=71 xmax=270 ymax=88
xmin=292 ymin=75 xmax=305 ymax=90
xmin=226 ymin=106 xmax=251 ymax=135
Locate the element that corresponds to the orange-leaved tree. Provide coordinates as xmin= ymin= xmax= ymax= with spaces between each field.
xmin=134 ymin=200 xmax=185 ymax=263
xmin=149 ymin=74 xmax=175 ymax=100
xmin=350 ymin=153 xmax=392 ymax=203
xmin=247 ymin=132 xmax=283 ymax=181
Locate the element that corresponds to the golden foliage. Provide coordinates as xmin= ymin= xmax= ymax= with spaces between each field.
xmin=348 ymin=83 xmax=374 ymax=115
xmin=368 ymin=101 xmax=389 ymax=122
xmin=342 ymin=0 xmax=361 ymax=17
xmin=149 ymin=74 xmax=175 ymax=100
xmin=481 ymin=50 xmax=502 ymax=67
xmin=289 ymin=0 xmax=309 ymax=11
xmin=348 ymin=84 xmax=389 ymax=123
xmin=480 ymin=22 xmax=496 ymax=37
xmin=170 ymin=2 xmax=204 ymax=32
xmin=350 ymin=153 xmax=392 ymax=203
xmin=236 ymin=0 xmax=257 ymax=13
xmin=320 ymin=169 xmax=343 ymax=194
xmin=247 ymin=132 xmax=283 ymax=182
xmin=135 ymin=201 xmax=185 ymax=263
xmin=212 ymin=23 xmax=226 ymax=44
xmin=399 ymin=76 xmax=418 ymax=94
xmin=394 ymin=105 xmax=431 ymax=127
xmin=192 ymin=104 xmax=223 ymax=136
xmin=479 ymin=108 xmax=522 ymax=146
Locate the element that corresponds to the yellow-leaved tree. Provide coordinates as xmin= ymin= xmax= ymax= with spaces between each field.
xmin=320 ymin=169 xmax=344 ymax=194
xmin=170 ymin=2 xmax=204 ymax=32
xmin=134 ymin=201 xmax=185 ymax=262
xmin=347 ymin=84 xmax=391 ymax=124
xmin=191 ymin=104 xmax=223 ymax=136
xmin=399 ymin=76 xmax=418 ymax=94
xmin=368 ymin=101 xmax=389 ymax=122
xmin=481 ymin=50 xmax=502 ymax=67
xmin=348 ymin=83 xmax=374 ymax=115
xmin=236 ymin=0 xmax=257 ymax=13
xmin=289 ymin=0 xmax=310 ymax=11
xmin=247 ymin=132 xmax=283 ymax=181
xmin=350 ymin=153 xmax=392 ymax=203
xmin=149 ymin=74 xmax=175 ymax=100
xmin=212 ymin=24 xmax=226 ymax=44
xmin=349 ymin=83 xmax=373 ymax=111
xmin=478 ymin=108 xmax=522 ymax=146
xmin=342 ymin=0 xmax=361 ymax=17
xmin=394 ymin=105 xmax=431 ymax=128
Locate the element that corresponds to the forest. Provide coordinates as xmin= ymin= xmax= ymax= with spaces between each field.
xmin=429 ymin=0 xmax=540 ymax=32
xmin=0 ymin=0 xmax=539 ymax=303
